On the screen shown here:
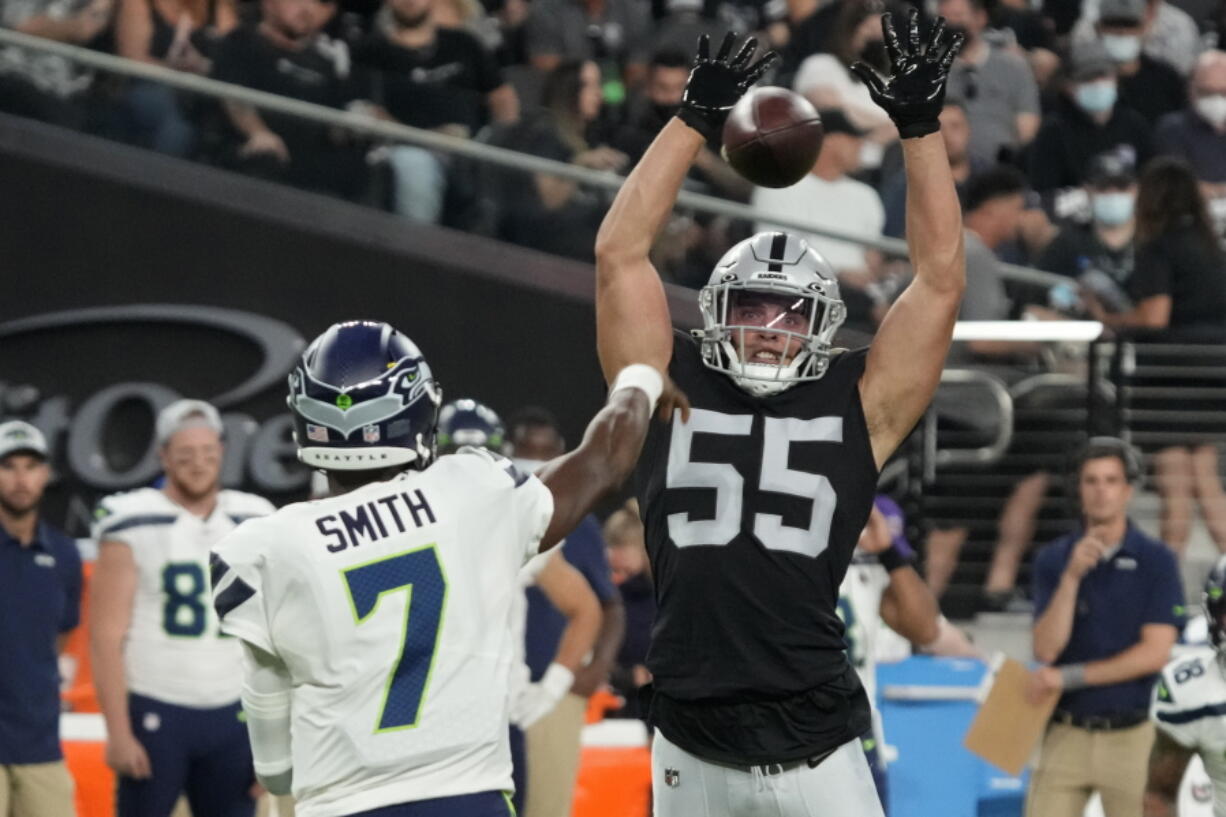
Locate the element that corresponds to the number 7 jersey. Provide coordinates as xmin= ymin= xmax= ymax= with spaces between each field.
xmin=634 ymin=330 xmax=878 ymax=763
xmin=209 ymin=449 xmax=553 ymax=817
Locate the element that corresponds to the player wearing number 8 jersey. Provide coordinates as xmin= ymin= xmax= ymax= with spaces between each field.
xmin=90 ymin=399 xmax=275 ymax=817
xmin=594 ymin=17 xmax=965 ymax=817
xmin=208 ymin=321 xmax=684 ymax=817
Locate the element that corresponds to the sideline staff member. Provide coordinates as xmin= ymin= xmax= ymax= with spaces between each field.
xmin=1025 ymin=437 xmax=1183 ymax=817
xmin=0 ymin=421 xmax=83 ymax=817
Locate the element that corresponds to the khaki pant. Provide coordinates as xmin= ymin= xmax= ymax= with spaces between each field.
xmin=523 ymin=694 xmax=588 ymax=817
xmin=0 ymin=761 xmax=76 ymax=817
xmin=1025 ymin=721 xmax=1155 ymax=817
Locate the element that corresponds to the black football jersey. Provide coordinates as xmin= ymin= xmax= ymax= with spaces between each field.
xmin=634 ymin=330 xmax=878 ymax=764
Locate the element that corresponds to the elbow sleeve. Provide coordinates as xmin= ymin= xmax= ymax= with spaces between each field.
xmin=241 ymin=665 xmax=293 ymax=779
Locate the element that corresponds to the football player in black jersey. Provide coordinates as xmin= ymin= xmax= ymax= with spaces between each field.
xmin=592 ymin=13 xmax=965 ymax=817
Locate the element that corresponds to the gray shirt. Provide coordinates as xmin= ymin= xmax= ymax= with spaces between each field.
xmin=524 ymin=0 xmax=651 ymax=67
xmin=960 ymin=230 xmax=1010 ymax=321
xmin=0 ymin=0 xmax=93 ymax=97
xmin=947 ymin=46 xmax=1040 ymax=165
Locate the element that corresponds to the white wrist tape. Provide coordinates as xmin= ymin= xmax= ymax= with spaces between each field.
xmin=541 ymin=662 xmax=575 ymax=700
xmin=610 ymin=364 xmax=663 ymax=410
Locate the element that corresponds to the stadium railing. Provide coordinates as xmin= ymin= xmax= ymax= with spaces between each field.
xmin=0 ymin=26 xmax=1064 ymax=289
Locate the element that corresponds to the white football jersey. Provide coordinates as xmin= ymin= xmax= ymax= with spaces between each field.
xmin=210 ymin=449 xmax=553 ymax=817
xmin=1152 ymin=647 xmax=1226 ymax=817
xmin=92 ymin=487 xmax=275 ymax=708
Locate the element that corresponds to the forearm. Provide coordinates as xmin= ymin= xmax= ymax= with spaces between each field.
xmin=882 ymin=567 xmax=940 ymax=645
xmin=538 ymin=389 xmax=652 ymax=548
xmin=594 ymin=118 xmax=703 ymax=264
xmin=1082 ymin=643 xmax=1170 ymax=686
xmin=901 ymin=133 xmax=964 ymax=296
xmin=241 ymin=644 xmax=293 ymax=795
xmin=588 ymin=601 xmax=626 ymax=673
xmin=224 ymin=101 xmax=274 ymax=139
xmin=1032 ymin=576 xmax=1080 ymax=663
xmin=552 ymin=599 xmax=601 ymax=674
xmin=16 ymin=15 xmax=82 ymax=41
xmin=91 ymin=636 xmax=132 ymax=736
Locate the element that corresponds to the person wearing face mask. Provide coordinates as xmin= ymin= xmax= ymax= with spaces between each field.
xmin=937 ymin=0 xmax=1040 ymax=165
xmin=1072 ymin=0 xmax=1201 ymax=77
xmin=1156 ymin=49 xmax=1226 ymax=197
xmin=1095 ymin=0 xmax=1185 ymax=125
xmin=1026 ymin=39 xmax=1153 ymax=194
xmin=792 ymin=0 xmax=902 ymax=166
xmin=1037 ymin=153 xmax=1137 ymax=315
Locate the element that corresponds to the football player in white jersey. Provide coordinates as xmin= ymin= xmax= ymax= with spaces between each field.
xmin=90 ymin=399 xmax=276 ymax=817
xmin=208 ymin=320 xmax=679 ymax=817
xmin=839 ymin=496 xmax=941 ymax=813
xmin=1147 ymin=554 xmax=1226 ymax=817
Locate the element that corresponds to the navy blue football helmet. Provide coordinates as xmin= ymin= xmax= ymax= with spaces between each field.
xmin=437 ymin=399 xmax=505 ymax=455
xmin=287 ymin=321 xmax=442 ymax=471
xmin=1205 ymin=554 xmax=1226 ymax=652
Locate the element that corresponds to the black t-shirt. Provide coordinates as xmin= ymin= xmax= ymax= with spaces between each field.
xmin=1129 ymin=226 xmax=1226 ymax=330
xmin=1118 ymin=56 xmax=1187 ymax=126
xmin=1027 ymin=98 xmax=1154 ymax=192
xmin=1038 ymin=224 xmax=1135 ymax=307
xmin=634 ymin=329 xmax=876 ymax=764
xmin=354 ymin=29 xmax=503 ymax=133
xmin=211 ymin=26 xmax=367 ymax=152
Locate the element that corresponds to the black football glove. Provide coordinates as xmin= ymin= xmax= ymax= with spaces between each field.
xmin=849 ymin=9 xmax=964 ymax=140
xmin=677 ymin=32 xmax=779 ymax=140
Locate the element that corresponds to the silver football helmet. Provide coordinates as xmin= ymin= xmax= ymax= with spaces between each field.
xmin=695 ymin=232 xmax=846 ymax=397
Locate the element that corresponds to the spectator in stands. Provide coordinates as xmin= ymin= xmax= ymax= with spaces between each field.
xmin=211 ymin=0 xmax=373 ymax=200
xmin=1026 ymin=39 xmax=1153 ymax=195
xmin=1156 ymin=50 xmax=1226 ymax=195
xmin=1073 ymin=0 xmax=1201 ymax=76
xmin=792 ymin=0 xmax=896 ymax=166
xmin=507 ymin=407 xmax=625 ymax=817
xmin=114 ymin=0 xmax=237 ymax=156
xmin=612 ymin=47 xmax=751 ymax=200
xmin=939 ymin=0 xmax=1041 ymax=164
xmin=523 ymin=0 xmax=650 ymax=90
xmin=1084 ymin=156 xmax=1226 ymax=339
xmin=1038 ymin=152 xmax=1137 ymax=314
xmin=751 ymin=108 xmax=885 ymax=330
xmin=960 ymin=166 xmax=1030 ymax=329
xmin=990 ymin=0 xmax=1057 ymax=53
xmin=0 ymin=421 xmax=81 ymax=817
xmin=0 ymin=0 xmax=111 ymax=126
xmin=1083 ymin=157 xmax=1226 ymax=556
xmin=493 ymin=59 xmax=626 ymax=260
xmin=1025 ymin=437 xmax=1182 ymax=817
xmin=355 ymin=0 xmax=518 ymax=222
xmin=603 ymin=500 xmax=653 ymax=721
xmin=1094 ymin=0 xmax=1186 ymax=125
xmin=646 ymin=0 xmax=726 ymax=64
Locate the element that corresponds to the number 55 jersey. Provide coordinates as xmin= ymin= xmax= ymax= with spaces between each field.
xmin=209 ymin=448 xmax=553 ymax=817
xmin=91 ymin=487 xmax=276 ymax=708
xmin=634 ymin=330 xmax=878 ymax=765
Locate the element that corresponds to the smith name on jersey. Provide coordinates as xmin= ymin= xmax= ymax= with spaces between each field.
xmin=1153 ymin=646 xmax=1226 ymax=816
xmin=634 ymin=329 xmax=878 ymax=765
xmin=209 ymin=448 xmax=552 ymax=817
xmin=92 ymin=487 xmax=275 ymax=708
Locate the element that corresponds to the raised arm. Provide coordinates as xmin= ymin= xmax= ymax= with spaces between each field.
xmin=594 ymin=33 xmax=776 ymax=383
xmin=849 ymin=11 xmax=966 ymax=468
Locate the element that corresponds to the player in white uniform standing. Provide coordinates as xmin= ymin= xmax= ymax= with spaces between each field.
xmin=1148 ymin=554 xmax=1226 ymax=817
xmin=208 ymin=320 xmax=680 ymax=817
xmin=90 ymin=399 xmax=275 ymax=817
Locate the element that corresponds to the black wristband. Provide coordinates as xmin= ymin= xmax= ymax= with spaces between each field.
xmin=676 ymin=107 xmax=718 ymax=141
xmin=897 ymin=119 xmax=940 ymax=140
xmin=878 ymin=547 xmax=916 ymax=573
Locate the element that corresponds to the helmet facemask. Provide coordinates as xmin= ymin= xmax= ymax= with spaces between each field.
xmin=697 ymin=279 xmax=847 ymax=397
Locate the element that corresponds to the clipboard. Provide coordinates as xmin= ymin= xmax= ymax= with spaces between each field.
xmin=963 ymin=654 xmax=1059 ymax=776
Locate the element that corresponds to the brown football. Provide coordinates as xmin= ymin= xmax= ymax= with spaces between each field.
xmin=722 ymin=87 xmax=824 ymax=188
